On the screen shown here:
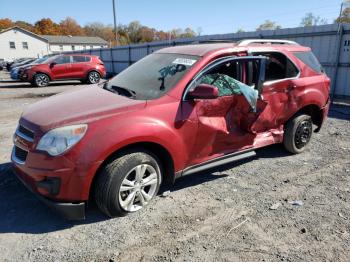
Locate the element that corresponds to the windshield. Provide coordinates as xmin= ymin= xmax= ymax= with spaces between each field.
xmin=106 ymin=53 xmax=199 ymax=100
xmin=33 ymin=56 xmax=51 ymax=64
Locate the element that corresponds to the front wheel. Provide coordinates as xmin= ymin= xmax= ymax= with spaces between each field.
xmin=283 ymin=114 xmax=313 ymax=154
xmin=94 ymin=150 xmax=162 ymax=217
xmin=86 ymin=71 xmax=101 ymax=84
xmin=32 ymin=73 xmax=50 ymax=87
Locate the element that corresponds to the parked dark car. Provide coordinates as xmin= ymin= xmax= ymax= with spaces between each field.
xmin=21 ymin=54 xmax=106 ymax=87
xmin=12 ymin=39 xmax=330 ymax=219
xmin=9 ymin=58 xmax=35 ymax=71
xmin=10 ymin=58 xmax=41 ymax=80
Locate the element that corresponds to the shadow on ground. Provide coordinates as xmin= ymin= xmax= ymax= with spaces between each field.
xmin=0 ymin=143 xmax=291 ymax=234
xmin=0 ymin=81 xmax=82 ymax=89
xmin=0 ymin=163 xmax=107 ymax=234
xmin=329 ymin=103 xmax=350 ymax=121
xmin=164 ymin=144 xmax=290 ymax=192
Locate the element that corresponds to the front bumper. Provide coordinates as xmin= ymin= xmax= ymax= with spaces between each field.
xmin=11 ymin=122 xmax=102 ymax=220
xmin=10 ymin=72 xmax=19 ymax=80
xmin=13 ymin=166 xmax=86 ymax=220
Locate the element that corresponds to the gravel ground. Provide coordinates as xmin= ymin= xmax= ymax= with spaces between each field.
xmin=0 ymin=70 xmax=349 ymax=262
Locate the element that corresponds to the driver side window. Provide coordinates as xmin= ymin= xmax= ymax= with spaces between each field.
xmin=197 ymin=60 xmax=256 ymax=97
xmin=55 ymin=56 xmax=71 ymax=64
xmin=191 ymin=58 xmax=261 ymax=111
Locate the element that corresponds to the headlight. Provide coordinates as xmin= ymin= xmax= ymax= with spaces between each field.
xmin=37 ymin=124 xmax=88 ymax=156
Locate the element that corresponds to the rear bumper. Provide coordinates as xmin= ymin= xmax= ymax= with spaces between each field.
xmin=13 ymin=166 xmax=86 ymax=220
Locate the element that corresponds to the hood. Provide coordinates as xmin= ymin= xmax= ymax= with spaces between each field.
xmin=21 ymin=86 xmax=146 ymax=130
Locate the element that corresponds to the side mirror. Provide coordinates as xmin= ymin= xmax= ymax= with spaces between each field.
xmin=50 ymin=62 xmax=57 ymax=68
xmin=188 ymin=83 xmax=219 ymax=99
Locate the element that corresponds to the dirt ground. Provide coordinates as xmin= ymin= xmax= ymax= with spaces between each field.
xmin=0 ymin=70 xmax=349 ymax=262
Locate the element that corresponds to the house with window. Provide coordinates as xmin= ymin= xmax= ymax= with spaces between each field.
xmin=0 ymin=26 xmax=108 ymax=61
xmin=42 ymin=35 xmax=108 ymax=54
xmin=0 ymin=27 xmax=48 ymax=61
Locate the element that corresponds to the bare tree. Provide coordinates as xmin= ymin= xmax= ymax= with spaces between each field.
xmin=300 ymin=13 xmax=327 ymax=27
xmin=256 ymin=20 xmax=281 ymax=31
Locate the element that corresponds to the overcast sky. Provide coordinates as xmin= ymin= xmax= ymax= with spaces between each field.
xmin=0 ymin=0 xmax=342 ymax=34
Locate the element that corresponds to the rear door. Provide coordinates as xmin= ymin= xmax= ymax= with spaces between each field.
xmin=250 ymin=51 xmax=300 ymax=131
xmin=183 ymin=56 xmax=267 ymax=165
xmin=69 ymin=56 xmax=90 ymax=79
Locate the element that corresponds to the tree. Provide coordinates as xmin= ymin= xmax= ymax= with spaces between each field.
xmin=0 ymin=16 xmax=198 ymax=45
xmin=34 ymin=18 xmax=60 ymax=35
xmin=127 ymin=21 xmax=142 ymax=43
xmin=0 ymin=18 xmax=13 ymax=30
xmin=84 ymin=22 xmax=114 ymax=42
xmin=335 ymin=7 xmax=350 ymax=23
xmin=256 ymin=20 xmax=281 ymax=31
xmin=300 ymin=13 xmax=327 ymax=26
xmin=139 ymin=26 xmax=155 ymax=42
xmin=181 ymin=27 xmax=196 ymax=38
xmin=236 ymin=28 xmax=245 ymax=33
xmin=60 ymin=17 xmax=85 ymax=36
xmin=196 ymin=27 xmax=203 ymax=36
xmin=14 ymin=20 xmax=35 ymax=32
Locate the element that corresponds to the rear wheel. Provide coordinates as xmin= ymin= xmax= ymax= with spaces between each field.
xmin=283 ymin=114 xmax=313 ymax=154
xmin=32 ymin=73 xmax=50 ymax=87
xmin=86 ymin=71 xmax=101 ymax=84
xmin=94 ymin=150 xmax=162 ymax=217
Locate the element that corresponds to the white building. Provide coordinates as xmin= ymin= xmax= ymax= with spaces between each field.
xmin=43 ymin=35 xmax=108 ymax=54
xmin=0 ymin=27 xmax=48 ymax=61
xmin=0 ymin=26 xmax=108 ymax=61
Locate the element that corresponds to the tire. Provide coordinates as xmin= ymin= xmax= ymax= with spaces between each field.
xmin=94 ymin=150 xmax=162 ymax=217
xmin=283 ymin=114 xmax=313 ymax=154
xmin=32 ymin=73 xmax=50 ymax=87
xmin=86 ymin=71 xmax=101 ymax=84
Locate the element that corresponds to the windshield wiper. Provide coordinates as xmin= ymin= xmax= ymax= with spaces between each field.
xmin=105 ymin=84 xmax=136 ymax=98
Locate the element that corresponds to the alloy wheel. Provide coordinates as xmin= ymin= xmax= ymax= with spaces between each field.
xmin=88 ymin=72 xmax=100 ymax=84
xmin=119 ymin=164 xmax=159 ymax=212
xmin=35 ymin=74 xmax=49 ymax=87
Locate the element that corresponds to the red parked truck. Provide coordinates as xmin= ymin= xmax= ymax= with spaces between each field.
xmin=20 ymin=54 xmax=106 ymax=87
xmin=12 ymin=39 xmax=330 ymax=219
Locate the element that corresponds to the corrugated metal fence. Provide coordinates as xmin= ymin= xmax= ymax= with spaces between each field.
xmin=67 ymin=24 xmax=350 ymax=98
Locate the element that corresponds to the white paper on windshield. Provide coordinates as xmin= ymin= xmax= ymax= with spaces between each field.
xmin=172 ymin=58 xmax=197 ymax=66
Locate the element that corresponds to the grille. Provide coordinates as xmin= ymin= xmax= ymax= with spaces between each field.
xmin=14 ymin=146 xmax=28 ymax=163
xmin=18 ymin=125 xmax=34 ymax=140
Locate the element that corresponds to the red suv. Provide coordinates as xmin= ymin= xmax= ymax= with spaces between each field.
xmin=12 ymin=39 xmax=330 ymax=219
xmin=21 ymin=54 xmax=106 ymax=87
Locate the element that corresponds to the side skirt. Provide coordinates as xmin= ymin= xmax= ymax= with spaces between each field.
xmin=175 ymin=149 xmax=256 ymax=179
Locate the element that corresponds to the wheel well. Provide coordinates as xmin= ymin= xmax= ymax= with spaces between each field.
xmin=86 ymin=70 xmax=100 ymax=78
xmin=89 ymin=142 xmax=175 ymax=200
xmin=34 ymin=72 xmax=51 ymax=81
xmin=290 ymin=104 xmax=323 ymax=132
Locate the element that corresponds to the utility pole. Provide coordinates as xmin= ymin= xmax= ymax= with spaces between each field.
xmin=112 ymin=0 xmax=118 ymax=46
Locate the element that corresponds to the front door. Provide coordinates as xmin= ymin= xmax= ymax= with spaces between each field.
xmin=184 ymin=56 xmax=268 ymax=166
xmin=50 ymin=55 xmax=71 ymax=80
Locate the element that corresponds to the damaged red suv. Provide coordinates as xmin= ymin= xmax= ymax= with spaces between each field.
xmin=12 ymin=39 xmax=330 ymax=219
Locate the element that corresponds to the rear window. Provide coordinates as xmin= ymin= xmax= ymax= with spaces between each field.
xmin=293 ymin=51 xmax=323 ymax=73
xmin=73 ymin=56 xmax=90 ymax=63
xmin=253 ymin=52 xmax=299 ymax=81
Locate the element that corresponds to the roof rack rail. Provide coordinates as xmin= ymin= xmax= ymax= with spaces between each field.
xmin=192 ymin=40 xmax=235 ymax=44
xmin=237 ymin=39 xmax=299 ymax=46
